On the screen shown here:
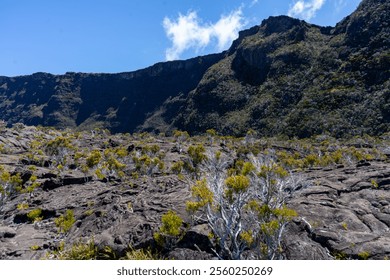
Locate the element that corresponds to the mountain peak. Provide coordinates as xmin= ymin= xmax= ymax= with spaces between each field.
xmin=229 ymin=15 xmax=308 ymax=54
xmin=171 ymin=0 xmax=389 ymax=137
xmin=260 ymin=15 xmax=306 ymax=35
xmin=334 ymin=0 xmax=390 ymax=47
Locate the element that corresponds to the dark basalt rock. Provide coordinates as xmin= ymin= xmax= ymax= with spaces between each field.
xmin=0 ymin=125 xmax=390 ymax=260
xmin=0 ymin=226 xmax=17 ymax=238
xmin=0 ymin=54 xmax=223 ymax=133
xmin=2 ymin=155 xmax=390 ymax=260
xmin=0 ymin=0 xmax=389 ymax=138
xmin=170 ymin=0 xmax=390 ymax=137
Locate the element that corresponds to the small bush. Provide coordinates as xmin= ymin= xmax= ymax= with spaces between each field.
xmin=187 ymin=155 xmax=301 ymax=260
xmin=154 ymin=210 xmax=183 ymax=249
xmin=186 ymin=144 xmax=207 ymax=178
xmin=186 ymin=179 xmax=214 ymax=213
xmin=124 ymin=247 xmax=160 ymax=260
xmin=171 ymin=161 xmax=184 ymax=174
xmin=17 ymin=203 xmax=29 ymax=210
xmin=86 ymin=150 xmax=102 ymax=168
xmin=24 ymin=175 xmax=41 ymax=194
xmin=84 ymin=209 xmax=94 ymax=216
xmin=45 ymin=136 xmax=73 ymax=156
xmin=27 ymin=208 xmax=43 ymax=222
xmin=358 ymin=251 xmax=370 ymax=260
xmin=30 ymin=245 xmax=40 ymax=251
xmin=52 ymin=240 xmax=99 ymax=260
xmin=159 ymin=210 xmax=183 ymax=237
xmin=55 ymin=209 xmax=76 ymax=233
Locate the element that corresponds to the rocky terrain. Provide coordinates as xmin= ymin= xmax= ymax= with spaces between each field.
xmin=286 ymin=160 xmax=390 ymax=260
xmin=0 ymin=124 xmax=390 ymax=260
xmin=0 ymin=0 xmax=389 ymax=138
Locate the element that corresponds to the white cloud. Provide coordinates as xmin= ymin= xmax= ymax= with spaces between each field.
xmin=250 ymin=0 xmax=259 ymax=7
xmin=334 ymin=0 xmax=347 ymax=13
xmin=288 ymin=0 xmax=326 ymax=21
xmin=212 ymin=10 xmax=246 ymax=50
xmin=163 ymin=9 xmax=245 ymax=61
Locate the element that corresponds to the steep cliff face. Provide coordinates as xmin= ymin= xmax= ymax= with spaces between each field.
xmin=0 ymin=53 xmax=223 ymax=133
xmin=0 ymin=0 xmax=389 ymax=138
xmin=334 ymin=0 xmax=390 ymax=49
xmin=170 ymin=0 xmax=390 ymax=137
xmin=163 ymin=0 xmax=390 ymax=137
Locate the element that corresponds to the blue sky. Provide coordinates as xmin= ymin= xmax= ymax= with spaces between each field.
xmin=0 ymin=0 xmax=362 ymax=76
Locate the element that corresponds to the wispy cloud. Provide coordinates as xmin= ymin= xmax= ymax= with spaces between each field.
xmin=334 ymin=0 xmax=347 ymax=13
xmin=163 ymin=8 xmax=245 ymax=61
xmin=288 ymin=0 xmax=326 ymax=21
xmin=250 ymin=0 xmax=259 ymax=7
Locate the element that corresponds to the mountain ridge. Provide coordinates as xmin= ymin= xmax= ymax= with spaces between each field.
xmin=0 ymin=53 xmax=224 ymax=133
xmin=1 ymin=0 xmax=389 ymax=138
xmin=167 ymin=0 xmax=390 ymax=137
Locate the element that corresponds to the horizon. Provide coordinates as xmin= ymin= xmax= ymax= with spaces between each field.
xmin=1 ymin=0 xmax=362 ymax=77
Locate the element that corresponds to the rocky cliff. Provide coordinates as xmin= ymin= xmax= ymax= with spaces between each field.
xmin=0 ymin=0 xmax=389 ymax=138
xmin=0 ymin=54 xmax=223 ymax=133
xmin=169 ymin=0 xmax=390 ymax=137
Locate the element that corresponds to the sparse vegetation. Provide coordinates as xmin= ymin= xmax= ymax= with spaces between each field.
xmin=187 ymin=151 xmax=300 ymax=260
xmin=358 ymin=251 xmax=370 ymax=260
xmin=0 ymin=119 xmax=390 ymax=260
xmin=17 ymin=203 xmax=29 ymax=210
xmin=0 ymin=168 xmax=23 ymax=203
xmin=55 ymin=209 xmax=76 ymax=233
xmin=45 ymin=239 xmax=160 ymax=260
xmin=30 ymin=245 xmax=40 ymax=251
xmin=154 ymin=210 xmax=184 ymax=249
xmin=86 ymin=150 xmax=102 ymax=168
xmin=124 ymin=247 xmax=161 ymax=260
xmin=186 ymin=144 xmax=207 ymax=179
xmin=27 ymin=208 xmax=43 ymax=222
xmin=47 ymin=239 xmax=99 ymax=260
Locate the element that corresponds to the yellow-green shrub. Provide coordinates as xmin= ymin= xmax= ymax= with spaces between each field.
xmin=27 ymin=208 xmax=43 ymax=222
xmin=86 ymin=150 xmax=102 ymax=168
xmin=154 ymin=210 xmax=183 ymax=248
xmin=55 ymin=209 xmax=76 ymax=233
